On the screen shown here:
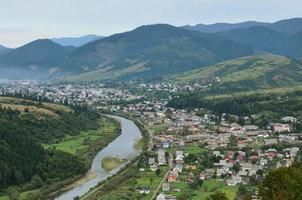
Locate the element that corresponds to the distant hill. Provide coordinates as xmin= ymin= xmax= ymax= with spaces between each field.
xmin=58 ymin=24 xmax=254 ymax=82
xmin=174 ymin=54 xmax=302 ymax=90
xmin=216 ymin=26 xmax=302 ymax=58
xmin=182 ymin=21 xmax=269 ymax=33
xmin=0 ymin=45 xmax=11 ymax=56
xmin=269 ymin=18 xmax=302 ymax=34
xmin=0 ymin=39 xmax=74 ymax=79
xmin=182 ymin=18 xmax=302 ymax=34
xmin=51 ymin=35 xmax=104 ymax=47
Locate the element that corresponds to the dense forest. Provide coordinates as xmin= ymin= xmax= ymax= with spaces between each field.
xmin=0 ymin=104 xmax=100 ymax=193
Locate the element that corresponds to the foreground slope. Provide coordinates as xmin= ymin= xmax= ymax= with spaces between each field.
xmin=59 ymin=24 xmax=254 ymax=81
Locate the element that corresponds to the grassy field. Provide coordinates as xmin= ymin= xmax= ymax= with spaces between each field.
xmin=167 ymin=179 xmax=238 ymax=200
xmin=101 ymin=156 xmax=127 ymax=172
xmin=147 ymin=124 xmax=168 ymax=134
xmin=174 ymin=54 xmax=293 ymax=84
xmin=43 ymin=118 xmax=119 ymax=155
xmin=0 ymin=103 xmax=59 ymax=116
xmin=184 ymin=144 xmax=207 ymax=155
xmin=0 ymin=96 xmax=72 ymax=117
xmin=0 ymin=196 xmax=9 ymax=200
xmin=204 ymin=84 xmax=302 ymax=100
xmin=135 ymin=166 xmax=169 ymax=200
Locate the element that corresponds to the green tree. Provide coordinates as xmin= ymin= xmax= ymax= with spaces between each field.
xmin=156 ymin=168 xmax=161 ymax=176
xmin=7 ymin=187 xmax=20 ymax=200
xmin=259 ymin=162 xmax=302 ymax=200
xmin=206 ymin=190 xmax=229 ymax=200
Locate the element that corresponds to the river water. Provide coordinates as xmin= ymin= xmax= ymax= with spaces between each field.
xmin=55 ymin=115 xmax=142 ymax=200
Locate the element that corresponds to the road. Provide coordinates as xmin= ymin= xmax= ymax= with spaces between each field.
xmin=150 ymin=152 xmax=174 ymax=200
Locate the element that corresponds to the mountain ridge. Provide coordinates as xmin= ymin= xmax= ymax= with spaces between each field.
xmin=183 ymin=18 xmax=302 ymax=34
xmin=216 ymin=26 xmax=302 ymax=58
xmin=0 ymin=39 xmax=74 ymax=79
xmin=58 ymin=24 xmax=254 ymax=81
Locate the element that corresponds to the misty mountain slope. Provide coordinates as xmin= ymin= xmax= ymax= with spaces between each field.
xmin=174 ymin=54 xmax=302 ymax=89
xmin=216 ymin=26 xmax=302 ymax=58
xmin=51 ymin=35 xmax=104 ymax=47
xmin=0 ymin=39 xmax=74 ymax=79
xmin=58 ymin=24 xmax=254 ymax=81
xmin=182 ymin=21 xmax=269 ymax=33
xmin=216 ymin=26 xmax=286 ymax=52
xmin=269 ymin=18 xmax=302 ymax=34
xmin=281 ymin=31 xmax=302 ymax=58
xmin=0 ymin=45 xmax=11 ymax=56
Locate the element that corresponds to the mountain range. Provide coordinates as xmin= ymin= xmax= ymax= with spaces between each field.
xmin=0 ymin=24 xmax=253 ymax=80
xmin=0 ymin=39 xmax=73 ymax=79
xmin=215 ymin=26 xmax=302 ymax=58
xmin=1 ymin=18 xmax=302 ymax=82
xmin=182 ymin=18 xmax=302 ymax=34
xmin=59 ymin=24 xmax=253 ymax=81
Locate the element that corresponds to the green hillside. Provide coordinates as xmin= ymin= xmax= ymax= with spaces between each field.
xmin=216 ymin=26 xmax=302 ymax=58
xmin=58 ymin=24 xmax=254 ymax=81
xmin=175 ymin=54 xmax=302 ymax=90
xmin=0 ymin=39 xmax=74 ymax=79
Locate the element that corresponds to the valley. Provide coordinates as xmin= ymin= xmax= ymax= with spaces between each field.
xmin=1 ymin=78 xmax=302 ymax=200
xmin=1 ymin=13 xmax=302 ymax=200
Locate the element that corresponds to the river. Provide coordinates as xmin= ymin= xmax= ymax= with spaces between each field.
xmin=55 ymin=115 xmax=142 ymax=200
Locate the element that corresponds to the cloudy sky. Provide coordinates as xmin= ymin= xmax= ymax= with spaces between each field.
xmin=1 ymin=0 xmax=301 ymax=47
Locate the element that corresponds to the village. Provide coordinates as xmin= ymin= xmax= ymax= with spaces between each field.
xmin=1 ymin=79 xmax=302 ymax=200
xmin=109 ymin=98 xmax=302 ymax=200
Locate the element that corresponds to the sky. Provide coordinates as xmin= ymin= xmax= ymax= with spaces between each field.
xmin=0 ymin=0 xmax=301 ymax=48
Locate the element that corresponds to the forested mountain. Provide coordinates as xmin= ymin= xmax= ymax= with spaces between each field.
xmin=58 ymin=24 xmax=253 ymax=81
xmin=174 ymin=54 xmax=302 ymax=90
xmin=183 ymin=18 xmax=302 ymax=58
xmin=51 ymin=35 xmax=104 ymax=47
xmin=2 ymin=19 xmax=302 ymax=81
xmin=216 ymin=27 xmax=302 ymax=58
xmin=0 ymin=24 xmax=253 ymax=81
xmin=0 ymin=39 xmax=74 ymax=79
xmin=268 ymin=18 xmax=302 ymax=33
xmin=183 ymin=18 xmax=302 ymax=34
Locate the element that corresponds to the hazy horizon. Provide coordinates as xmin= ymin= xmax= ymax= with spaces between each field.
xmin=1 ymin=0 xmax=301 ymax=48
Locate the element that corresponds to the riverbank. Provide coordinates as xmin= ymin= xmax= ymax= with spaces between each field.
xmin=54 ymin=114 xmax=142 ymax=200
xmin=79 ymin=112 xmax=150 ymax=200
xmin=45 ymin=116 xmax=121 ymax=199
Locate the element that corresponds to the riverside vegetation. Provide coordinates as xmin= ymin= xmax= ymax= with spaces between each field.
xmin=0 ymin=97 xmax=120 ymax=200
